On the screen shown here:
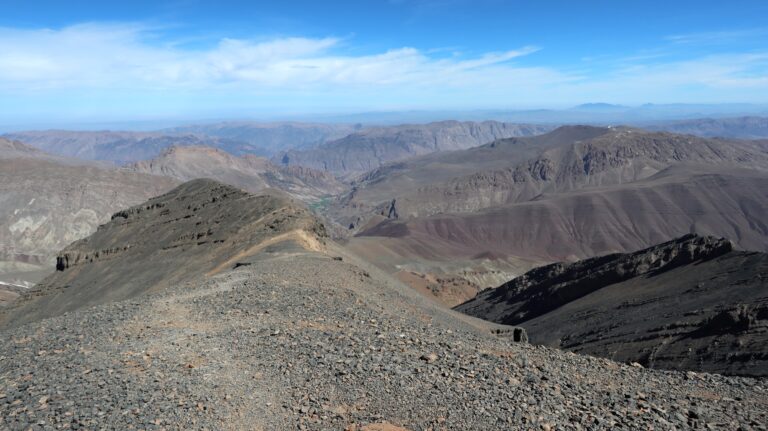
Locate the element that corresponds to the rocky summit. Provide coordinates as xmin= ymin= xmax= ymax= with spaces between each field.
xmin=456 ymin=234 xmax=768 ymax=376
xmin=1 ymin=182 xmax=767 ymax=430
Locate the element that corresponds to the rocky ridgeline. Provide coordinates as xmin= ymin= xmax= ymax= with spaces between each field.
xmin=456 ymin=234 xmax=768 ymax=376
xmin=278 ymin=121 xmax=554 ymax=177
xmin=0 ymin=179 xmax=327 ymax=328
xmin=403 ymin=127 xmax=768 ymax=217
xmin=460 ymin=234 xmax=734 ymax=324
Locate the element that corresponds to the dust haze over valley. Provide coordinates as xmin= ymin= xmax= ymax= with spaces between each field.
xmin=2 ymin=1 xmax=768 ymax=430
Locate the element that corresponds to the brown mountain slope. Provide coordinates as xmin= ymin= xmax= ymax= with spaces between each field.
xmin=455 ymin=234 xmax=768 ymax=376
xmin=0 ymin=138 xmax=178 ymax=287
xmin=337 ymin=126 xmax=768 ymax=224
xmin=350 ymin=165 xmax=768 ymax=305
xmin=0 ymin=137 xmax=47 ymax=158
xmin=0 ymin=282 xmax=27 ymax=307
xmin=337 ymin=127 xmax=768 ymax=305
xmin=0 ymin=179 xmax=327 ymax=327
xmin=278 ymin=120 xmax=554 ymax=177
xmin=357 ymin=165 xmax=768 ymax=261
xmin=127 ymin=145 xmax=345 ymax=202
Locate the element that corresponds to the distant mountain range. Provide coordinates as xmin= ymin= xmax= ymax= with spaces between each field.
xmin=1 ymin=130 xmax=254 ymax=164
xmin=162 ymin=121 xmax=360 ymax=154
xmin=276 ymin=121 xmax=555 ymax=177
xmin=289 ymin=103 xmax=768 ymax=125
xmin=5 ymin=115 xmax=768 ymax=172
xmin=646 ymin=116 xmax=768 ymax=139
xmin=3 ymin=122 xmax=359 ymax=163
xmin=127 ymin=145 xmax=345 ymax=202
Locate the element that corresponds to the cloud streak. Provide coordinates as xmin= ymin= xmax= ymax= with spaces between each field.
xmin=0 ymin=23 xmax=547 ymax=91
xmin=665 ymin=28 xmax=768 ymax=46
xmin=0 ymin=22 xmax=766 ymax=120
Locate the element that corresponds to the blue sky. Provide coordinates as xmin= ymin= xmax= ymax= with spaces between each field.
xmin=1 ymin=0 xmax=767 ymax=126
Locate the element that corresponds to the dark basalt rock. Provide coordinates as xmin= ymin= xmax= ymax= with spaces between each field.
xmin=456 ymin=234 xmax=768 ymax=376
xmin=460 ymin=234 xmax=733 ymax=325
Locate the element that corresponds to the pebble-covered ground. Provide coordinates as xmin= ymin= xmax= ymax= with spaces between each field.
xmin=2 ymin=246 xmax=767 ymax=430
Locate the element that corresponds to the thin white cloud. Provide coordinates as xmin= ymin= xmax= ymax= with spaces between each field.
xmin=665 ymin=28 xmax=768 ymax=45
xmin=0 ymin=22 xmax=766 ymax=118
xmin=542 ymin=53 xmax=768 ymax=105
xmin=0 ymin=23 xmax=548 ymax=92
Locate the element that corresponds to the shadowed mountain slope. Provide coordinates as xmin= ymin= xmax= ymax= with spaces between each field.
xmin=127 ymin=145 xmax=345 ymax=202
xmin=339 ymin=126 xmax=768 ymax=223
xmin=0 ymin=179 xmax=327 ymax=327
xmin=456 ymin=234 xmax=768 ymax=376
xmin=357 ymin=165 xmax=768 ymax=262
xmin=278 ymin=121 xmax=554 ymax=177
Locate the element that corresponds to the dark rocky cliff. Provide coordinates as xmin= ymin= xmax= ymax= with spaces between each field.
xmin=456 ymin=234 xmax=768 ymax=376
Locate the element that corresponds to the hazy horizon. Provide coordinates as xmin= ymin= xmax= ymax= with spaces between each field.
xmin=2 ymin=102 xmax=768 ymax=133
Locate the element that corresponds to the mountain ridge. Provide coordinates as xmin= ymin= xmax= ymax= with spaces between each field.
xmin=1 ymin=179 xmax=327 ymax=327
xmin=126 ymin=145 xmax=345 ymax=202
xmin=343 ymin=126 xmax=768 ymax=221
xmin=277 ymin=120 xmax=555 ymax=177
xmin=455 ymin=234 xmax=768 ymax=376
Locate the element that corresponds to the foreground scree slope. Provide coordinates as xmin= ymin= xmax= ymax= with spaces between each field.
xmin=456 ymin=234 xmax=768 ymax=377
xmin=1 ymin=181 xmax=767 ymax=430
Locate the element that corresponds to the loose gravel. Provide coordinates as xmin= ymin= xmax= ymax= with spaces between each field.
xmin=2 ymin=249 xmax=767 ymax=430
